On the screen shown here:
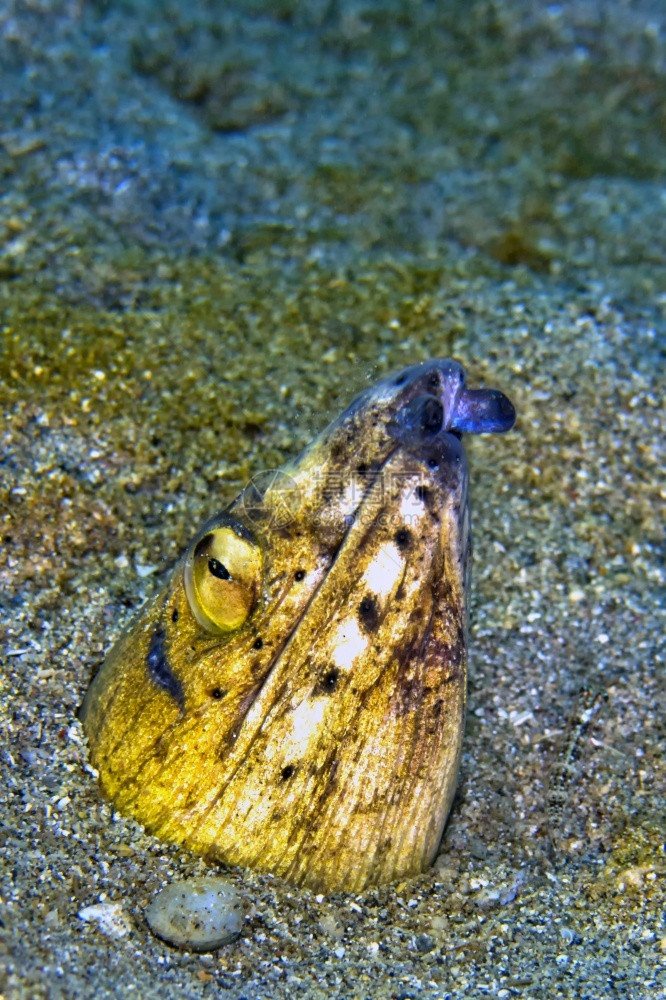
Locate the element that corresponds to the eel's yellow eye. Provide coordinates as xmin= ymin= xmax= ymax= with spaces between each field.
xmin=184 ymin=525 xmax=262 ymax=634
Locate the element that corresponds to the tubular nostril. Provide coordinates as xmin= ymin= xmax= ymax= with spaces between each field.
xmin=452 ymin=388 xmax=516 ymax=435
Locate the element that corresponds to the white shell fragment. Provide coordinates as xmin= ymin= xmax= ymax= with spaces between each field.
xmin=145 ymin=876 xmax=244 ymax=951
xmin=78 ymin=902 xmax=132 ymax=939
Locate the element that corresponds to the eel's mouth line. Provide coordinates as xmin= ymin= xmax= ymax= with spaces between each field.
xmin=108 ymin=370 xmax=478 ymax=798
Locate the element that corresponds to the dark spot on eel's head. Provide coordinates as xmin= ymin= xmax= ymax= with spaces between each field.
xmin=394 ymin=527 xmax=411 ymax=550
xmin=294 ymin=569 xmax=305 ymax=581
xmin=210 ymin=687 xmax=225 ymax=700
xmin=320 ymin=667 xmax=339 ymax=693
xmin=253 ymin=636 xmax=263 ymax=650
xmin=358 ymin=593 xmax=379 ymax=633
xmin=171 ymin=607 xmax=179 ymax=623
xmin=280 ymin=764 xmax=296 ymax=780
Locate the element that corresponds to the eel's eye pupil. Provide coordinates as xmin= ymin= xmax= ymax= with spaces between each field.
xmin=208 ymin=558 xmax=230 ymax=580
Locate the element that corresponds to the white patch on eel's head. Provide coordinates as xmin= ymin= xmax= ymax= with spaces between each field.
xmin=283 ymin=698 xmax=328 ymax=759
xmin=362 ymin=541 xmax=404 ymax=599
xmin=329 ymin=617 xmax=369 ymax=671
xmin=400 ymin=485 xmax=428 ymax=522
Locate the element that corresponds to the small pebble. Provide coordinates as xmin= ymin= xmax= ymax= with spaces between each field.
xmin=145 ymin=876 xmax=244 ymax=951
xmin=78 ymin=902 xmax=132 ymax=939
xmin=559 ymin=925 xmax=578 ymax=944
xmin=135 ymin=561 xmax=158 ymax=577
xmin=414 ymin=933 xmax=435 ymax=953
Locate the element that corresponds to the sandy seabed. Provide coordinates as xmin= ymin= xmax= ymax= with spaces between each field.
xmin=1 ymin=2 xmax=664 ymax=998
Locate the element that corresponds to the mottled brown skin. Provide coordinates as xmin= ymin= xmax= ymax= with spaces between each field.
xmin=81 ymin=359 xmax=513 ymax=892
